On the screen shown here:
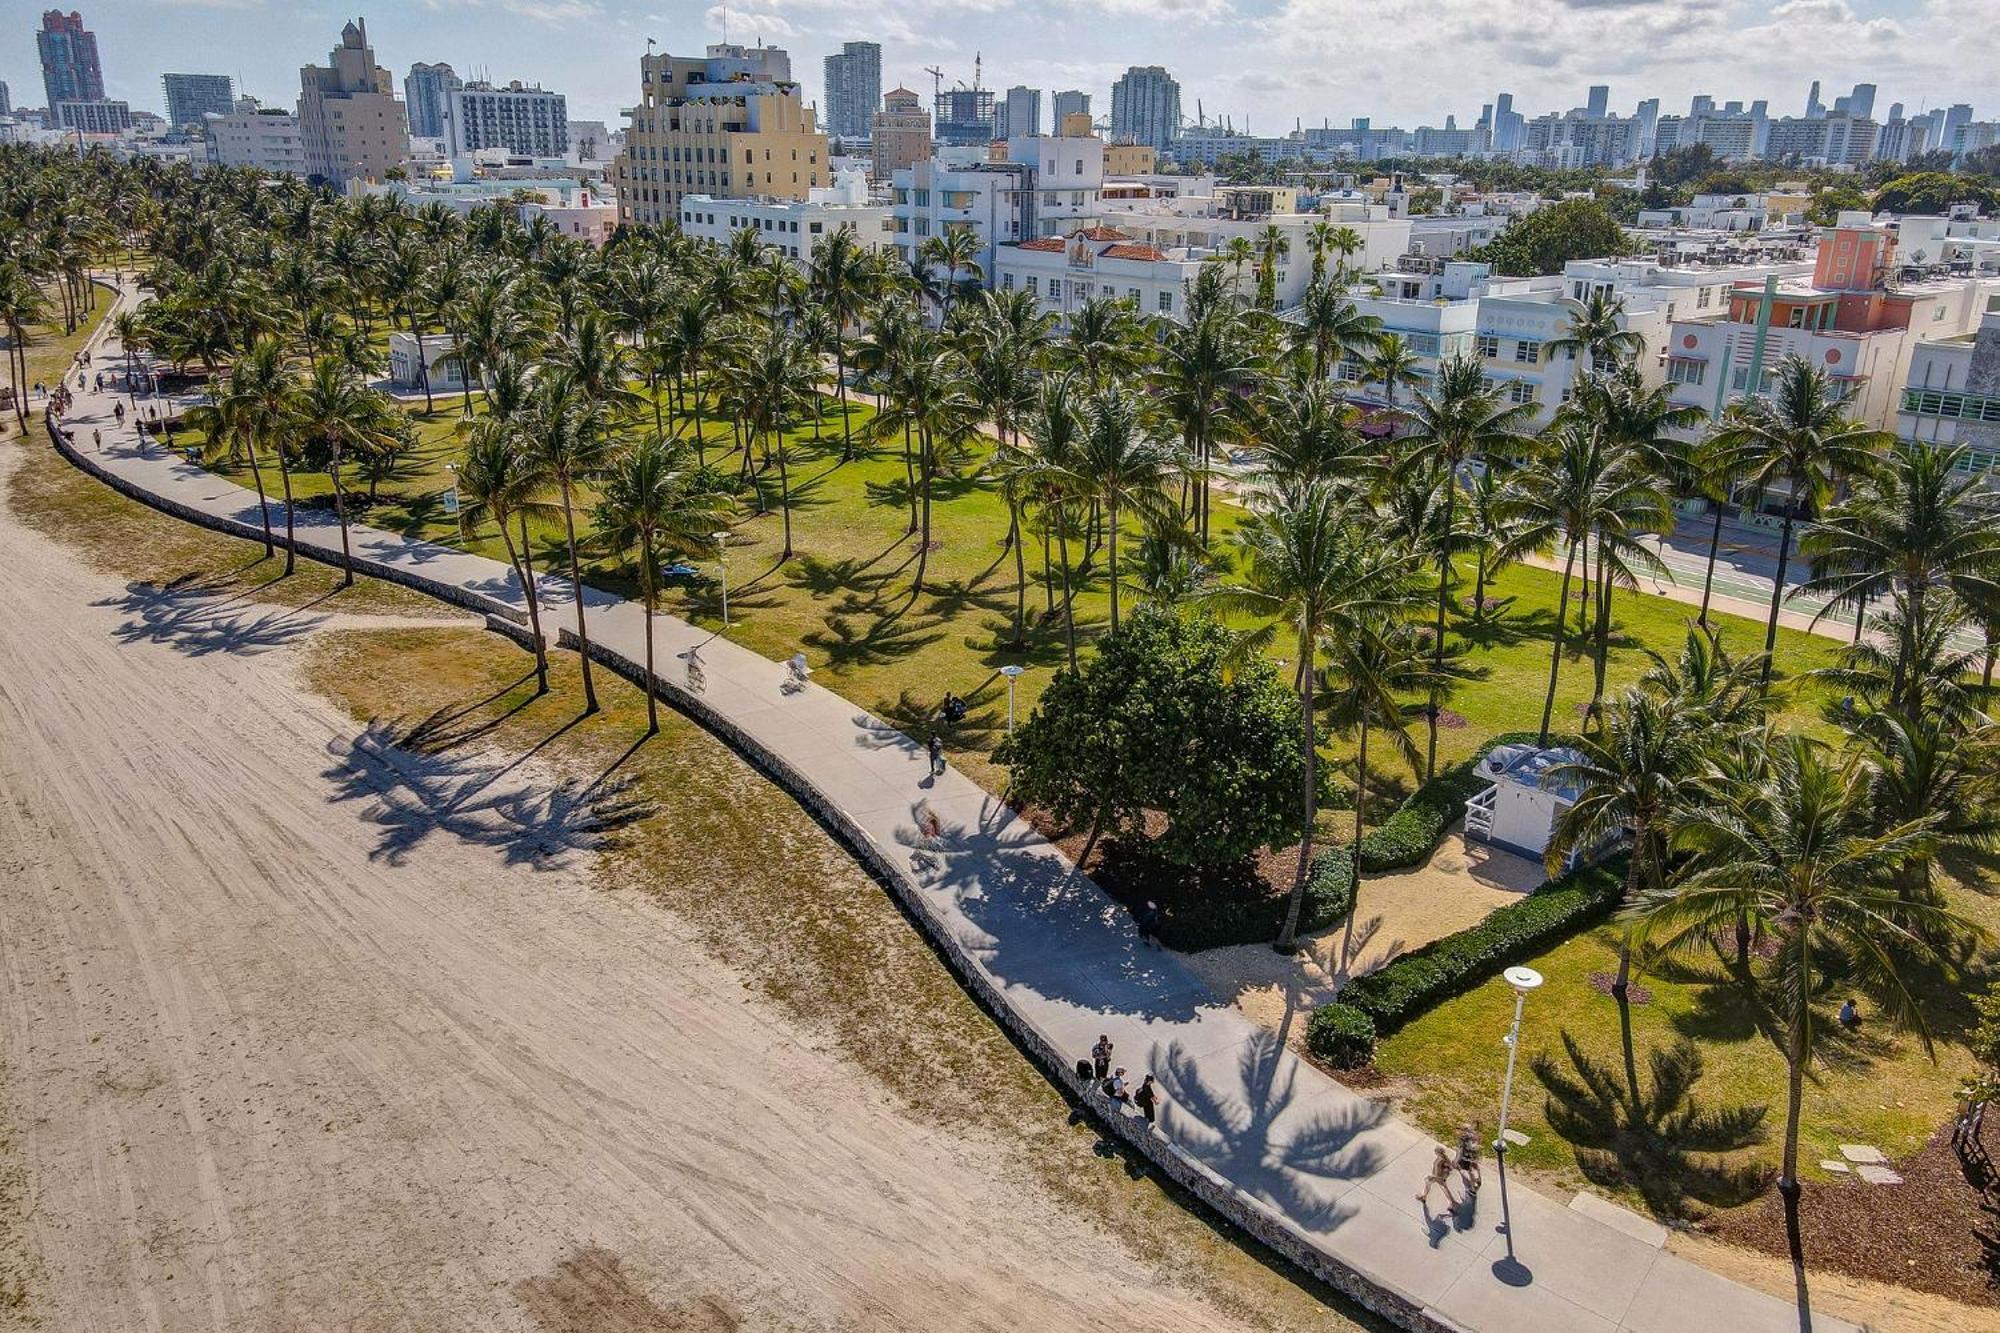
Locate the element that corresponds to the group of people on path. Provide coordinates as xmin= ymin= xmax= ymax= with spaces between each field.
xmin=1417 ymin=1124 xmax=1485 ymax=1213
xmin=1089 ymin=1035 xmax=1160 ymax=1130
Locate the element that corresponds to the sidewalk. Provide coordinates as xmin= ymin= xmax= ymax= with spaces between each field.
xmin=37 ymin=272 xmax=1858 ymax=1333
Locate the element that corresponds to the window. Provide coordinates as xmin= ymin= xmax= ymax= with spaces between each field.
xmin=1129 ymin=288 xmax=1141 ymax=303
xmin=1074 ymin=158 xmax=1083 ymax=173
xmin=1509 ymin=380 xmax=1536 ymax=404
xmin=1667 ymin=358 xmax=1706 ymax=386
xmin=1513 ymin=341 xmax=1540 ymax=364
xmin=1903 ymin=388 xmax=2000 ymax=422
xmin=1158 ymin=289 xmax=1173 ymax=313
xmin=1696 ymin=286 xmax=1712 ymax=309
xmin=1476 ymin=334 xmax=1500 ymax=359
xmin=1002 ymin=273 xmax=1015 ymax=290
xmin=1026 ymin=276 xmax=1039 ymax=295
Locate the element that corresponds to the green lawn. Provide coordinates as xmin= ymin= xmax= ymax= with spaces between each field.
xmin=193 ymin=387 xmax=1851 ymax=797
xmin=3 ymin=282 xmax=116 ymax=440
xmin=1376 ymin=891 xmax=1999 ymax=1213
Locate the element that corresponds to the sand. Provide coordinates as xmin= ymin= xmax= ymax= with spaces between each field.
xmin=0 ymin=441 xmax=1282 ymax=1333
xmin=1183 ymin=834 xmax=1543 ymax=1052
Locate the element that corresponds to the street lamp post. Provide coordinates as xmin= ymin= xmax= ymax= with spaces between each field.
xmin=1491 ymin=965 xmax=1543 ymax=1282
xmin=712 ymin=531 xmax=731 ymax=627
xmin=1000 ymin=664 xmax=1025 ymax=734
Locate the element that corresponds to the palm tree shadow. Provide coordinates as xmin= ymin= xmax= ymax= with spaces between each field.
xmin=94 ymin=578 xmax=328 ymax=658
xmin=322 ymin=714 xmax=652 ymax=868
xmin=1532 ymin=1030 xmax=1772 ymax=1220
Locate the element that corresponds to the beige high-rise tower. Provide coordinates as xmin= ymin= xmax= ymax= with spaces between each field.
xmin=869 ymin=87 xmax=931 ymax=182
xmin=298 ymin=19 xmax=407 ymax=185
xmin=613 ymin=43 xmax=829 ymax=229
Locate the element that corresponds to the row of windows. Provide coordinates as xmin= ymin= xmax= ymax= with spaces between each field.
xmin=1475 ymin=334 xmax=1542 ymax=363
xmin=1666 ymin=357 xmax=1706 ymax=386
xmin=1903 ymin=388 xmax=2000 ymax=423
xmin=999 ymin=272 xmax=1177 ymax=313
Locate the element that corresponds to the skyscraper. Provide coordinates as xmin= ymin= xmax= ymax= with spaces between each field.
xmin=1805 ymin=80 xmax=1823 ymax=118
xmin=297 ymin=19 xmax=408 ymax=184
xmin=1585 ymin=84 xmax=1608 ymax=119
xmin=404 ymin=61 xmax=460 ymax=139
xmin=822 ymin=40 xmax=880 ymax=141
xmin=1634 ymin=97 xmax=1660 ymax=157
xmin=1490 ymin=92 xmax=1523 ymax=151
xmin=1846 ymin=83 xmax=1876 ymax=121
xmin=1943 ymin=103 xmax=1973 ymax=153
xmin=1110 ymin=65 xmax=1180 ymax=153
xmin=1052 ymin=90 xmax=1090 ymax=126
xmin=995 ymin=85 xmax=1040 ymax=139
xmin=870 ymin=86 xmax=930 ymax=181
xmin=443 ymin=80 xmax=567 ymax=159
xmin=162 ymin=74 xmax=234 ymax=131
xmin=0 ymin=82 xmax=11 ymax=117
xmin=38 ymin=10 xmax=104 ymax=111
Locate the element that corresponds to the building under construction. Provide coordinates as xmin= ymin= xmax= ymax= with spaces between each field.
xmin=934 ymin=86 xmax=995 ymax=146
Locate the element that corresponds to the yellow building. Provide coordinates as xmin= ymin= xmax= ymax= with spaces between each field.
xmin=1103 ymin=141 xmax=1156 ymax=176
xmin=297 ymin=19 xmax=407 ymax=185
xmin=614 ymin=43 xmax=829 ymax=228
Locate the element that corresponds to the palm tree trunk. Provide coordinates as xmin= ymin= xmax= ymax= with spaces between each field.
xmin=244 ymin=428 xmax=275 ymax=558
xmin=1041 ymin=523 xmax=1054 ymax=616
xmin=277 ymin=457 xmax=297 ymax=575
xmin=1781 ymin=1025 xmax=1814 ymax=1333
xmin=518 ymin=512 xmax=549 ymax=694
xmin=329 ymin=451 xmax=355 ymax=588
xmin=1106 ymin=496 xmax=1121 ymax=631
xmin=914 ymin=426 xmax=932 ymax=591
xmin=1276 ymin=629 xmax=1317 ymax=954
xmin=1762 ymin=511 xmax=1795 ymax=686
xmin=776 ymin=432 xmax=795 ymax=560
xmin=836 ymin=346 xmax=855 ymax=461
xmin=1698 ymin=501 xmax=1725 ymax=628
xmin=1539 ymin=540 xmax=1578 ymax=745
xmin=902 ymin=423 xmax=917 ymax=534
xmin=640 ymin=530 xmax=659 ymax=734
xmin=560 ymin=479 xmax=598 ymax=714
xmin=1427 ymin=480 xmax=1455 ymax=780
xmin=1576 ymin=535 xmax=1592 ymax=639
xmin=1009 ymin=502 xmax=1026 ymax=646
xmin=1338 ymin=716 xmax=1371 ymax=973
xmin=1590 ymin=533 xmax=1612 ymax=728
xmin=1056 ymin=510 xmax=1078 ymax=672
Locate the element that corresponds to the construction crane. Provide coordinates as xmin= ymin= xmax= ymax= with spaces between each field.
xmin=924 ymin=65 xmax=945 ymax=105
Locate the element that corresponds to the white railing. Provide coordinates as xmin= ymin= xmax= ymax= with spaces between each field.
xmin=1464 ymin=785 xmax=1497 ymax=840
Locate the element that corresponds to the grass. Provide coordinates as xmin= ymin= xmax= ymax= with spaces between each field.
xmin=191 ymin=385 xmax=1852 ymax=799
xmin=1374 ymin=895 xmax=2000 ymax=1210
xmin=2 ymin=281 xmax=116 ymax=443
xmin=302 ymin=622 xmax=1388 ymax=1333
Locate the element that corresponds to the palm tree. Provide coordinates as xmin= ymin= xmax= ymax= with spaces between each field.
xmin=920 ymin=228 xmax=984 ymax=325
xmin=1154 ymin=305 xmax=1259 ymax=543
xmin=1255 ymin=372 xmax=1368 ymax=490
xmin=597 ymin=436 xmax=729 ymax=732
xmin=1288 ymin=278 xmax=1382 ymax=381
xmin=185 ymin=337 xmax=294 ymax=562
xmin=1547 ymin=289 xmax=1646 ymax=377
xmin=736 ymin=325 xmax=818 ymax=559
xmin=1361 ymin=333 xmax=1423 ymax=413
xmin=874 ymin=342 xmax=980 ymax=591
xmin=1209 ymin=482 xmax=1417 ymax=951
xmin=1633 ymin=735 xmax=1980 ymax=1329
xmin=808 ymin=226 xmax=877 ymax=459
xmin=1397 ymin=355 xmax=1536 ymax=775
xmin=525 ymin=381 xmax=620 ymax=714
xmin=1687 ymin=429 xmax=1753 ymax=629
xmin=1072 ymin=388 xmax=1179 ymax=631
xmin=1710 ymin=357 xmax=1892 ymax=682
xmin=1253 ymin=223 xmax=1291 ymax=310
xmin=1027 ymin=372 xmax=1089 ymax=669
xmin=456 ymin=420 xmax=560 ymax=694
xmin=0 ymin=265 xmax=53 ymax=428
xmin=1064 ymin=294 xmax=1149 ymax=389
xmin=288 ymin=356 xmax=400 ymax=587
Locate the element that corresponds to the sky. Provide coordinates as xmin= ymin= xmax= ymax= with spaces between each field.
xmin=6 ymin=0 xmax=1995 ymax=134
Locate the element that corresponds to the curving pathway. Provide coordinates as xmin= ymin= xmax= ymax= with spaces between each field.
xmin=36 ymin=272 xmax=1858 ymax=1333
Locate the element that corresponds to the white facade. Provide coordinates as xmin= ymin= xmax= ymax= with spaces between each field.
xmin=443 ymin=81 xmax=568 ymax=160
xmin=892 ymin=134 xmax=1104 ymax=280
xmin=994 ymin=227 xmax=1205 ymax=324
xmin=204 ymin=108 xmax=309 ymax=176
xmin=1897 ymin=310 xmax=2000 ymax=476
xmin=54 ymin=99 xmax=131 ymax=136
xmin=679 ymin=170 xmax=893 ymax=261
xmin=387 ymin=332 xmax=466 ymax=392
xmin=354 ymin=176 xmax=619 ymax=247
xmin=1094 ymin=194 xmax=1412 ymax=304
xmin=1463 ymin=744 xmax=1587 ymax=865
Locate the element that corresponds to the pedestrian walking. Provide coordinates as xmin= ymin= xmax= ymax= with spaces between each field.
xmin=927 ymin=732 xmax=945 ymax=777
xmin=1133 ymin=1074 xmax=1159 ymax=1128
xmin=113 ymin=402 xmax=124 ymax=423
xmin=1456 ymin=1124 xmax=1482 ymax=1193
xmin=1136 ymin=899 xmax=1162 ymax=948
xmin=92 ymin=429 xmax=101 ymax=451
xmin=1417 ymin=1146 xmax=1460 ymax=1210
xmin=1091 ymin=1034 xmax=1113 ymax=1081
xmin=1108 ymin=1067 xmax=1131 ymax=1104
xmin=94 ymin=373 xmax=103 ymax=390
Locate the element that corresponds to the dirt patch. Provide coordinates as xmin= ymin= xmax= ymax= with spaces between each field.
xmin=514 ymin=1250 xmax=741 ymax=1333
xmin=1709 ymin=1114 xmax=2000 ymax=1311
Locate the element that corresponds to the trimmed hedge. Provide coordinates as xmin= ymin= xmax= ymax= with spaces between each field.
xmin=1306 ymin=1002 xmax=1377 ymax=1069
xmin=1356 ymin=730 xmax=1543 ymax=872
xmin=1339 ymin=858 xmax=1627 ymax=1034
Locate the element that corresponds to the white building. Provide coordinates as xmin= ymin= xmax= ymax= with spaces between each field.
xmin=204 ymin=105 xmax=309 ymax=176
xmin=995 ymin=226 xmax=1206 ymax=323
xmin=892 ymin=134 xmax=1105 ymax=280
xmin=1463 ymin=743 xmax=1590 ymax=866
xmin=1896 ymin=308 xmax=2000 ymax=477
xmin=679 ymin=169 xmax=893 ymax=262
xmin=353 ymin=175 xmax=618 ymax=247
xmin=54 ymin=99 xmax=131 ymax=136
xmin=443 ymin=80 xmax=568 ymax=160
xmin=387 ymin=332 xmax=466 ymax=392
xmin=1095 ymin=191 xmax=1412 ymax=298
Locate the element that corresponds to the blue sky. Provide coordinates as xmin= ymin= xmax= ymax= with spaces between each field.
xmin=7 ymin=0 xmax=1994 ymax=133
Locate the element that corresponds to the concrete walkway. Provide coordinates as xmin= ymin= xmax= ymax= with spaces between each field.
xmin=34 ymin=273 xmax=1858 ymax=1333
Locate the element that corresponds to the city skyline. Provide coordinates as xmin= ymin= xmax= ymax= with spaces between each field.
xmin=7 ymin=2 xmax=1994 ymax=139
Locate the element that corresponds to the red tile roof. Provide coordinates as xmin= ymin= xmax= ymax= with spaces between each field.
xmin=1076 ymin=226 xmax=1132 ymax=241
xmin=1101 ymin=244 xmax=1167 ymax=261
xmin=1015 ymin=236 xmax=1067 ymax=252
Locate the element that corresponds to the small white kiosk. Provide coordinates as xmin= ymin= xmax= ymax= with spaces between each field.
xmin=1463 ymin=742 xmax=1588 ymax=867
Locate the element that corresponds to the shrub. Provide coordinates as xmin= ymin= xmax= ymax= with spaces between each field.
xmin=1307 ymin=1002 xmax=1377 ymax=1069
xmin=1354 ymin=731 xmax=1541 ymax=872
xmin=1103 ymin=842 xmax=1355 ymax=951
xmin=1341 ymin=860 xmax=1626 ymax=1034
